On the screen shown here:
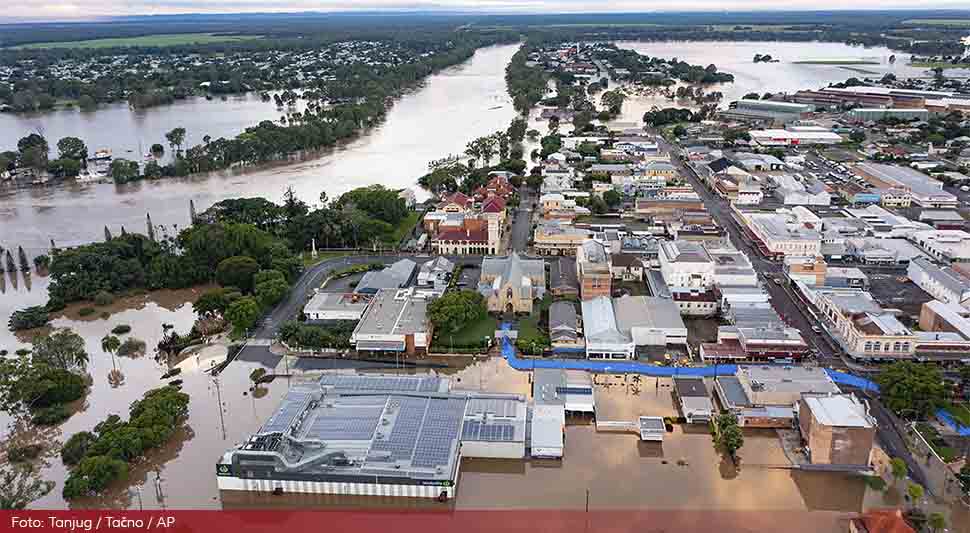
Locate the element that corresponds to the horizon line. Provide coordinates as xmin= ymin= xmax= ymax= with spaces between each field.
xmin=3 ymin=6 xmax=970 ymax=25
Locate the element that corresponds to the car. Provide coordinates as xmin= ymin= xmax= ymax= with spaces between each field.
xmin=961 ymin=185 xmax=970 ymax=192
xmin=773 ymin=277 xmax=783 ymax=285
xmin=811 ymin=326 xmax=822 ymax=333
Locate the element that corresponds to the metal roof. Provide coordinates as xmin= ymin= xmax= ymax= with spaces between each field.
xmin=803 ymin=394 xmax=875 ymax=428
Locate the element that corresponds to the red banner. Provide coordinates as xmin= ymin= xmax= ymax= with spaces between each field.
xmin=2 ymin=510 xmax=850 ymax=533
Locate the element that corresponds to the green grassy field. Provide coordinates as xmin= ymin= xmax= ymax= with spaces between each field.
xmin=384 ymin=211 xmax=422 ymax=245
xmin=12 ymin=33 xmax=261 ymax=50
xmin=902 ymin=19 xmax=970 ymax=27
xmin=440 ymin=315 xmax=498 ymax=347
xmin=793 ymin=59 xmax=879 ymax=65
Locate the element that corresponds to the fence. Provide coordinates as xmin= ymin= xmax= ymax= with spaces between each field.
xmin=908 ymin=422 xmax=968 ymax=504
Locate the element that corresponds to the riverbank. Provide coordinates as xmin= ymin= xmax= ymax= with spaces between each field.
xmin=0 ymin=44 xmax=521 ymax=255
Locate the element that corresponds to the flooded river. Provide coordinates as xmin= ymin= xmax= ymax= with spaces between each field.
xmin=613 ymin=40 xmax=928 ymax=125
xmin=0 ymin=44 xmax=519 ymax=256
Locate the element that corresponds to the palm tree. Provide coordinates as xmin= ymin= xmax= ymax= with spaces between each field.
xmin=101 ymin=334 xmax=121 ymax=371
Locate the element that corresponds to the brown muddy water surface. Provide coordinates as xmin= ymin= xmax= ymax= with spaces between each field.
xmin=1 ymin=272 xmax=968 ymax=531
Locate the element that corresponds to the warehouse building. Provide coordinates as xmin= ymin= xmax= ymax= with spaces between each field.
xmin=798 ymin=393 xmax=876 ymax=467
xmin=846 ymin=108 xmax=929 ymax=123
xmin=217 ymin=374 xmax=528 ymax=499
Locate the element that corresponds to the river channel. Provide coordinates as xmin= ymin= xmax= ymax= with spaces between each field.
xmin=0 ymin=40 xmax=939 ymax=257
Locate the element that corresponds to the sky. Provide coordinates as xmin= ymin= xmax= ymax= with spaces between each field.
xmin=5 ymin=1 xmax=970 ymax=20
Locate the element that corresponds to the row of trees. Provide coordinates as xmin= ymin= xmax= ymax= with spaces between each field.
xmin=3 ymin=134 xmax=89 ymax=179
xmin=61 ymin=385 xmax=190 ymax=499
xmin=46 ymin=221 xmax=300 ymax=305
xmin=506 ymin=45 xmax=548 ymax=114
xmin=418 ymin=117 xmax=529 ymax=196
xmin=201 ymin=184 xmax=410 ymax=252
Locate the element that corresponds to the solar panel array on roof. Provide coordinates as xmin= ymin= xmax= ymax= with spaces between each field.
xmin=461 ymin=420 xmax=516 ymax=442
xmin=370 ymin=397 xmax=427 ymax=461
xmin=303 ymin=404 xmax=384 ymax=441
xmin=412 ymin=398 xmax=466 ymax=468
xmin=466 ymin=398 xmax=518 ymax=418
xmin=261 ymin=389 xmax=313 ymax=434
xmin=318 ymin=374 xmax=440 ymax=393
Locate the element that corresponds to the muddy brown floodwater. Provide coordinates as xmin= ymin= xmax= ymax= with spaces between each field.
xmin=1 ymin=286 xmax=968 ymax=532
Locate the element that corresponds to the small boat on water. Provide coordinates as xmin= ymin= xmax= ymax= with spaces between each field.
xmin=89 ymin=148 xmax=112 ymax=161
xmin=488 ymin=105 xmax=503 ymax=110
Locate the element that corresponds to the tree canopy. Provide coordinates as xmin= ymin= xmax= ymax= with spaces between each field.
xmin=876 ymin=361 xmax=947 ymax=419
xmin=427 ymin=290 xmax=487 ymax=334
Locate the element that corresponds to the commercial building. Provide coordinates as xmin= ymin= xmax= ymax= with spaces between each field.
xmin=844 ymin=237 xmax=927 ymax=265
xmin=533 ymin=221 xmax=593 ymax=256
xmin=725 ymin=99 xmax=812 ymax=124
xmin=907 ymin=256 xmax=970 ymax=306
xmin=737 ymin=209 xmax=821 ymax=258
xmin=478 ymin=252 xmax=546 ymax=314
xmin=576 ymin=239 xmax=612 ymax=301
xmin=710 ymin=247 xmax=759 ymax=287
xmin=580 ymin=296 xmax=634 ymax=359
xmin=658 ymin=240 xmax=715 ymax=291
xmin=918 ymin=209 xmax=966 ymax=230
xmin=303 ymin=292 xmax=370 ymax=322
xmin=798 ymin=393 xmax=876 ymax=467
xmin=749 ymin=128 xmax=843 ymax=147
xmin=355 ymin=259 xmax=416 ymax=295
xmin=844 ymin=205 xmax=929 ymax=238
xmin=217 ymin=374 xmax=527 ymax=499
xmin=701 ymin=325 xmax=810 ymax=363
xmin=713 ymin=366 xmax=841 ymax=428
xmin=350 ymin=288 xmax=432 ymax=355
xmin=909 ymin=229 xmax=970 ymax=263
xmin=612 ymin=295 xmax=688 ymax=348
xmin=610 ymin=253 xmax=645 ymax=281
xmin=772 ymin=174 xmax=831 ymax=206
xmin=672 ymin=377 xmax=715 ymax=424
xmin=531 ymin=369 xmax=596 ymax=458
xmin=846 ymin=108 xmax=929 ymax=123
xmin=853 ymin=163 xmax=957 ymax=208
xmin=804 ymin=285 xmax=917 ymax=361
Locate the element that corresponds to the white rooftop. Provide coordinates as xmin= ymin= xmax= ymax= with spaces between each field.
xmin=803 ymin=394 xmax=875 ymax=428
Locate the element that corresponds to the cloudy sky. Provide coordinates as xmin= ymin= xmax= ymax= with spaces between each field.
xmin=6 ymin=1 xmax=970 ymax=20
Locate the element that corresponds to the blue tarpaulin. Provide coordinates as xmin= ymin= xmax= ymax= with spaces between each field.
xmin=823 ymin=370 xmax=880 ymax=393
xmin=937 ymin=408 xmax=970 ymax=436
xmin=498 ymin=323 xmax=885 ymax=383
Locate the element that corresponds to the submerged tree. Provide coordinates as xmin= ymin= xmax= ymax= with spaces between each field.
xmin=17 ymin=246 xmax=29 ymax=273
xmin=0 ymin=464 xmax=54 ymax=509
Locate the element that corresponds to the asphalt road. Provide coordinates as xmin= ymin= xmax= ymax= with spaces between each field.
xmin=658 ymin=136 xmax=844 ymax=367
xmin=510 ymin=184 xmax=535 ymax=252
